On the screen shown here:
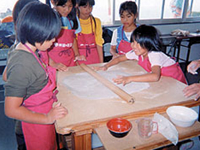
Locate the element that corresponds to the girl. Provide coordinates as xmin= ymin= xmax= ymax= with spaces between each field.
xmin=47 ymin=0 xmax=84 ymax=68
xmin=4 ymin=2 xmax=68 ymax=150
xmin=95 ymin=25 xmax=187 ymax=85
xmin=110 ymin=1 xmax=138 ymax=58
xmin=3 ymin=1 xmax=39 ymax=149
xmin=77 ymin=0 xmax=104 ymax=64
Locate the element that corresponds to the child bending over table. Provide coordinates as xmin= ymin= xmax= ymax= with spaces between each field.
xmin=94 ymin=24 xmax=187 ymax=85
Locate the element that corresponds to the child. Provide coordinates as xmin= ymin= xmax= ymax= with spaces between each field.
xmin=3 ymin=1 xmax=39 ymax=150
xmin=110 ymin=1 xmax=138 ymax=58
xmin=47 ymin=0 xmax=84 ymax=68
xmin=95 ymin=24 xmax=187 ymax=85
xmin=4 ymin=2 xmax=68 ymax=150
xmin=77 ymin=0 xmax=104 ymax=64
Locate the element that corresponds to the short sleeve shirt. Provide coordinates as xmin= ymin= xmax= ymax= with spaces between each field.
xmin=110 ymin=29 xmax=132 ymax=46
xmin=4 ymin=49 xmax=48 ymax=100
xmin=61 ymin=16 xmax=81 ymax=34
xmin=78 ymin=17 xmax=104 ymax=47
xmin=126 ymin=50 xmax=176 ymax=68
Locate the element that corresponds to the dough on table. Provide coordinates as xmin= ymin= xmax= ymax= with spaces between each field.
xmin=63 ymin=70 xmax=149 ymax=100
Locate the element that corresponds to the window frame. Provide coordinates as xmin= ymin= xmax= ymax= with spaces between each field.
xmin=112 ymin=0 xmax=200 ymax=26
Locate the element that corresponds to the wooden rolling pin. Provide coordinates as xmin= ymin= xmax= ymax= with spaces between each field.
xmin=79 ymin=63 xmax=134 ymax=104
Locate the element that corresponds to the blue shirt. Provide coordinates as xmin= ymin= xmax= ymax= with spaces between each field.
xmin=61 ymin=16 xmax=81 ymax=34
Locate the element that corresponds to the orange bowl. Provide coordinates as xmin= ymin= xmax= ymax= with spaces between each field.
xmin=107 ymin=118 xmax=132 ymax=138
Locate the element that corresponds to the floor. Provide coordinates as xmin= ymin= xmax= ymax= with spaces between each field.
xmin=1 ymin=63 xmax=200 ymax=150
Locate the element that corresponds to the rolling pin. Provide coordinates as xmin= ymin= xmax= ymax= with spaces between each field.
xmin=79 ymin=63 xmax=134 ymax=104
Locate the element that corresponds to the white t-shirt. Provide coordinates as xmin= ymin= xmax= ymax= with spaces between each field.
xmin=126 ymin=50 xmax=176 ymax=68
xmin=110 ymin=29 xmax=132 ymax=46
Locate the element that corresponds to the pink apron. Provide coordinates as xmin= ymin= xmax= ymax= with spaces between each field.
xmin=39 ymin=51 xmax=49 ymax=65
xmin=48 ymin=23 xmax=76 ymax=67
xmin=118 ymin=27 xmax=132 ymax=55
xmin=138 ymin=56 xmax=187 ymax=84
xmin=22 ymin=44 xmax=58 ymax=150
xmin=77 ymin=17 xmax=100 ymax=65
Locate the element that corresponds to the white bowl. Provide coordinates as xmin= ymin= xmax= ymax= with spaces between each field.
xmin=166 ymin=106 xmax=198 ymax=127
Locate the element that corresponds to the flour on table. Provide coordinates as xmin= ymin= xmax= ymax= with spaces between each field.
xmin=63 ymin=70 xmax=149 ymax=100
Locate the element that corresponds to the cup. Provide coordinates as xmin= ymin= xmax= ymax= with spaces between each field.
xmin=136 ymin=118 xmax=158 ymax=138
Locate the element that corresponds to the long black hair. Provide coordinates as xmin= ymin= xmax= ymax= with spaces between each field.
xmin=52 ymin=0 xmax=78 ymax=29
xmin=78 ymin=0 xmax=96 ymax=29
xmin=131 ymin=25 xmax=163 ymax=52
xmin=119 ymin=1 xmax=137 ymax=23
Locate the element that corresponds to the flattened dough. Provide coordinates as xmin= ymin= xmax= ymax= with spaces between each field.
xmin=63 ymin=70 xmax=149 ymax=100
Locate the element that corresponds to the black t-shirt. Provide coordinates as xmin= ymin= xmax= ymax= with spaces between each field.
xmin=4 ymin=49 xmax=48 ymax=100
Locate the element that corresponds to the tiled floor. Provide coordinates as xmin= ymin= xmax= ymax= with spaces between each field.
xmin=1 ymin=65 xmax=200 ymax=150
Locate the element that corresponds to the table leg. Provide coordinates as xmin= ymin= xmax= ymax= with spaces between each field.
xmin=71 ymin=132 xmax=92 ymax=150
xmin=176 ymin=41 xmax=181 ymax=62
xmin=57 ymin=133 xmax=73 ymax=149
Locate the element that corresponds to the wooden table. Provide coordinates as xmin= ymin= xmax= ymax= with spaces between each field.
xmin=55 ymin=60 xmax=200 ymax=150
xmin=95 ymin=114 xmax=200 ymax=150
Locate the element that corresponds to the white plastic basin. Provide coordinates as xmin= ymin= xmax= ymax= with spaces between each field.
xmin=166 ymin=106 xmax=198 ymax=127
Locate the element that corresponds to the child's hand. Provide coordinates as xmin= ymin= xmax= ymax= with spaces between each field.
xmin=187 ymin=60 xmax=200 ymax=74
xmin=92 ymin=65 xmax=108 ymax=71
xmin=46 ymin=103 xmax=68 ymax=124
xmin=74 ymin=55 xmax=86 ymax=62
xmin=112 ymin=53 xmax=120 ymax=59
xmin=183 ymin=83 xmax=200 ymax=100
xmin=113 ymin=75 xmax=131 ymax=86
xmin=53 ymin=62 xmax=68 ymax=71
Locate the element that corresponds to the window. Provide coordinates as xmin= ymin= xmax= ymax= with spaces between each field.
xmin=139 ymin=0 xmax=163 ymax=20
xmin=1 ymin=0 xmax=199 ymax=25
xmin=93 ymin=0 xmax=200 ymax=25
xmin=188 ymin=0 xmax=200 ymax=18
xmin=92 ymin=0 xmax=113 ymax=24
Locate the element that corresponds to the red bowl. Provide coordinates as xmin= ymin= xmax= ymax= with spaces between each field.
xmin=107 ymin=118 xmax=132 ymax=138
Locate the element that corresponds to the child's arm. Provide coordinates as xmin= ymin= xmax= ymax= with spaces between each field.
xmin=2 ymin=67 xmax=7 ymax=81
xmin=183 ymin=83 xmax=200 ymax=100
xmin=187 ymin=59 xmax=200 ymax=74
xmin=93 ymin=54 xmax=127 ymax=71
xmin=94 ymin=18 xmax=104 ymax=63
xmin=73 ymin=38 xmax=86 ymax=63
xmin=110 ymin=45 xmax=120 ymax=59
xmin=5 ymin=96 xmax=68 ymax=124
xmin=97 ymin=45 xmax=104 ymax=63
xmin=109 ymin=29 xmax=119 ymax=58
xmin=49 ymin=58 xmax=68 ymax=71
xmin=113 ymin=65 xmax=161 ymax=85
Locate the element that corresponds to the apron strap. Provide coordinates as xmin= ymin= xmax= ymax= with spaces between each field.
xmin=24 ymin=44 xmax=47 ymax=74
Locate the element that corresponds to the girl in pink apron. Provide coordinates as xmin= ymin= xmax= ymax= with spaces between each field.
xmin=47 ymin=0 xmax=83 ymax=67
xmin=110 ymin=1 xmax=138 ymax=58
xmin=48 ymin=22 xmax=76 ymax=67
xmin=95 ymin=25 xmax=187 ymax=85
xmin=4 ymin=3 xmax=68 ymax=150
xmin=77 ymin=0 xmax=104 ymax=65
